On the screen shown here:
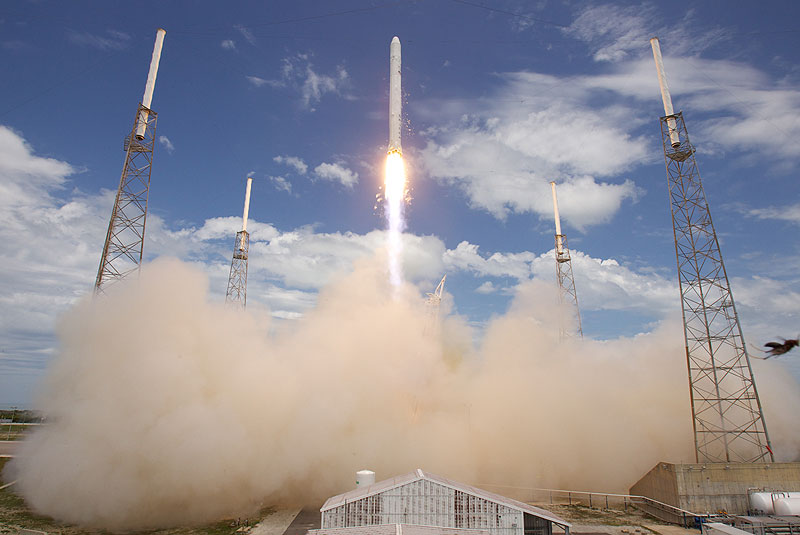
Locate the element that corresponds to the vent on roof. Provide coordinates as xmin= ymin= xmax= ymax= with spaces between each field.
xmin=356 ymin=470 xmax=375 ymax=488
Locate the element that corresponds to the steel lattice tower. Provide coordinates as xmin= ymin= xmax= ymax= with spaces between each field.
xmin=95 ymin=105 xmax=158 ymax=292
xmin=225 ymin=231 xmax=250 ymax=307
xmin=550 ymin=182 xmax=583 ymax=339
xmin=95 ymin=29 xmax=166 ymax=293
xmin=225 ymin=177 xmax=254 ymax=308
xmin=652 ymin=38 xmax=773 ymax=463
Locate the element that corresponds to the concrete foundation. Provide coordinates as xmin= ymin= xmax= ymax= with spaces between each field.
xmin=630 ymin=462 xmax=800 ymax=515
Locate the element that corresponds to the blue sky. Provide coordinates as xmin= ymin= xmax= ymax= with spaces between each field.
xmin=1 ymin=0 xmax=800 ymax=405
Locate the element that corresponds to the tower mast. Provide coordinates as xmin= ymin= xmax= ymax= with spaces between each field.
xmin=550 ymin=181 xmax=583 ymax=339
xmin=225 ymin=177 xmax=253 ymax=308
xmin=651 ymin=37 xmax=773 ymax=463
xmin=95 ymin=29 xmax=166 ymax=293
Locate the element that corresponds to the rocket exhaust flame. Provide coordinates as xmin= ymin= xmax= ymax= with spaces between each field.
xmin=384 ymin=151 xmax=407 ymax=288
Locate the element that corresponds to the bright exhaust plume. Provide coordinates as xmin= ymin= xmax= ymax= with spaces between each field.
xmin=384 ymin=151 xmax=407 ymax=288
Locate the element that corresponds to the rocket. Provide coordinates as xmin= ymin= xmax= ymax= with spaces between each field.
xmin=388 ymin=36 xmax=402 ymax=154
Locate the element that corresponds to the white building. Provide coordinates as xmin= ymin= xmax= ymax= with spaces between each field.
xmin=313 ymin=469 xmax=570 ymax=535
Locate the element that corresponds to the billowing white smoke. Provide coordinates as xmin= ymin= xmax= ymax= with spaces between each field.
xmin=4 ymin=256 xmax=800 ymax=531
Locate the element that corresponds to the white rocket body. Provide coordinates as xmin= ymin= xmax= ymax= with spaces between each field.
xmin=388 ymin=36 xmax=402 ymax=154
xmin=649 ymin=37 xmax=681 ymax=147
xmin=136 ymin=28 xmax=166 ymax=140
xmin=240 ymin=177 xmax=253 ymax=250
xmin=550 ymin=182 xmax=564 ymax=254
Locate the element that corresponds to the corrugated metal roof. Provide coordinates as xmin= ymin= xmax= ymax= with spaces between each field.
xmin=320 ymin=469 xmax=570 ymax=529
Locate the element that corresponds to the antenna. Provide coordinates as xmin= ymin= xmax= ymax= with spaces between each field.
xmin=550 ymin=181 xmax=583 ymax=339
xmin=95 ymin=29 xmax=166 ymax=293
xmin=225 ymin=177 xmax=253 ymax=308
xmin=651 ymin=37 xmax=773 ymax=463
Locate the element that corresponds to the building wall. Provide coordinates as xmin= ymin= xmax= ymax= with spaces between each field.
xmin=310 ymin=524 xmax=491 ymax=535
xmin=630 ymin=462 xmax=800 ymax=516
xmin=322 ymin=479 xmax=525 ymax=535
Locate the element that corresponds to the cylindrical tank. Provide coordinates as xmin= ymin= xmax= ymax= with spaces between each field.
xmin=750 ymin=492 xmax=776 ymax=514
xmin=774 ymin=497 xmax=800 ymax=516
xmin=356 ymin=470 xmax=375 ymax=487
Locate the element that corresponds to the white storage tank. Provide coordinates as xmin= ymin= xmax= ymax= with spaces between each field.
xmin=749 ymin=491 xmax=800 ymax=514
xmin=356 ymin=470 xmax=375 ymax=488
xmin=750 ymin=492 xmax=775 ymax=514
xmin=774 ymin=497 xmax=800 ymax=516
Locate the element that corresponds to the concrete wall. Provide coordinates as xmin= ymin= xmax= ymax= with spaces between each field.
xmin=630 ymin=462 xmax=800 ymax=516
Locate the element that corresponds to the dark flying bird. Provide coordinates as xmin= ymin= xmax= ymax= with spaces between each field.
xmin=762 ymin=337 xmax=799 ymax=358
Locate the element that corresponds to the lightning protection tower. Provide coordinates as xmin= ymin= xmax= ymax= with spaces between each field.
xmin=95 ymin=29 xmax=166 ymax=293
xmin=651 ymin=37 xmax=773 ymax=463
xmin=550 ymin=181 xmax=583 ymax=339
xmin=225 ymin=177 xmax=253 ymax=308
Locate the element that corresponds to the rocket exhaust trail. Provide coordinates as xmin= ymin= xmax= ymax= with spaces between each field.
xmin=385 ymin=36 xmax=406 ymax=290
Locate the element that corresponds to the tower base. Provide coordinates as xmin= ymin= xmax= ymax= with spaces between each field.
xmin=630 ymin=461 xmax=800 ymax=516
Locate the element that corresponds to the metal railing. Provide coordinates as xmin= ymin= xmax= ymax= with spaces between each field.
xmin=476 ymin=484 xmax=714 ymax=529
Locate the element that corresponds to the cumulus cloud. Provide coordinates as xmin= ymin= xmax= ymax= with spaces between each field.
xmin=158 ymin=135 xmax=175 ymax=154
xmin=273 ymin=155 xmax=308 ymax=175
xmin=417 ymin=71 xmax=645 ymax=228
xmin=314 ymin=162 xmax=358 ymax=188
xmin=475 ymin=281 xmax=496 ymax=294
xmin=66 ymin=29 xmax=131 ymax=50
xmin=221 ymin=39 xmax=236 ymax=50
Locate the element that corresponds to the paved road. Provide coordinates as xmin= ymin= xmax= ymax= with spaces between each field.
xmin=282 ymin=508 xmax=321 ymax=535
xmin=0 ymin=441 xmax=18 ymax=457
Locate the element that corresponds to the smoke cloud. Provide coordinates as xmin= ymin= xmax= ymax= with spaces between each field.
xmin=4 ymin=256 xmax=800 ymax=531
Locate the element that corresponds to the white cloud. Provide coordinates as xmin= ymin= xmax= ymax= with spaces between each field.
xmin=158 ymin=135 xmax=174 ymax=154
xmin=273 ymin=155 xmax=308 ymax=175
xmin=251 ymin=54 xmax=352 ymax=110
xmin=417 ymin=71 xmax=645 ymax=228
xmin=564 ymin=4 xmax=728 ymax=63
xmin=314 ymin=162 xmax=358 ymax=188
xmin=475 ymin=281 xmax=496 ymax=294
xmin=221 ymin=39 xmax=236 ymax=50
xmin=234 ymin=25 xmax=256 ymax=45
xmin=444 ymin=241 xmax=536 ymax=279
xmin=269 ymin=175 xmax=292 ymax=194
xmin=746 ymin=203 xmax=800 ymax=224
xmin=578 ymin=56 xmax=800 ymax=163
xmin=246 ymin=76 xmax=272 ymax=88
xmin=66 ymin=29 xmax=131 ymax=50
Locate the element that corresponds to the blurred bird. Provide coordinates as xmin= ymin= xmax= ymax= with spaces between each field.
xmin=762 ymin=337 xmax=799 ymax=358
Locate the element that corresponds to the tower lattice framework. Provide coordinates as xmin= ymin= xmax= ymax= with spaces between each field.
xmin=225 ymin=230 xmax=250 ymax=307
xmin=555 ymin=234 xmax=583 ymax=339
xmin=660 ymin=111 xmax=773 ymax=463
xmin=95 ymin=104 xmax=158 ymax=293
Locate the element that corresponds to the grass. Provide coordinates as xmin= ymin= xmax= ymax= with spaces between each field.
xmin=540 ymin=503 xmax=669 ymax=528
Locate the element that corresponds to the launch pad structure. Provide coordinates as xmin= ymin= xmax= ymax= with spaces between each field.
xmin=550 ymin=182 xmax=582 ymax=339
xmin=95 ymin=29 xmax=166 ymax=293
xmin=651 ymin=37 xmax=772 ymax=465
xmin=629 ymin=38 xmax=788 ymax=521
xmin=225 ymin=177 xmax=253 ymax=308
